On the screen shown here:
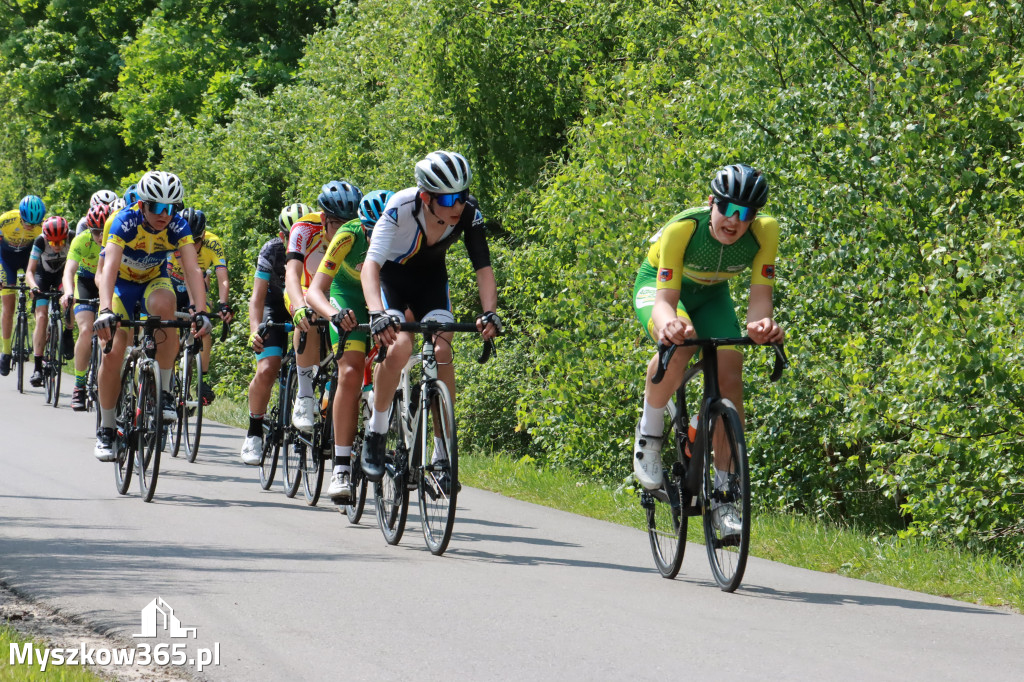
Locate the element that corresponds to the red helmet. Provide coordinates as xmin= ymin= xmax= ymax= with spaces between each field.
xmin=42 ymin=216 xmax=70 ymax=244
xmin=86 ymin=203 xmax=112 ymax=230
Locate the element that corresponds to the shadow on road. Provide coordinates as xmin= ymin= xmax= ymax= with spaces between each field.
xmin=739 ymin=583 xmax=1008 ymax=616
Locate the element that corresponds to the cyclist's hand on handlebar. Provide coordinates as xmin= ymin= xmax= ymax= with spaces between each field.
xmin=658 ymin=316 xmax=695 ymax=346
xmin=476 ymin=310 xmax=503 ymax=341
xmin=192 ymin=310 xmax=212 ymax=338
xmin=60 ymin=292 xmax=73 ymax=311
xmin=292 ymin=306 xmax=312 ymax=333
xmin=330 ymin=308 xmax=357 ymax=332
xmin=369 ymin=310 xmax=401 ymax=346
xmin=218 ymin=302 xmax=234 ymax=324
xmin=248 ymin=328 xmax=265 ymax=353
xmin=747 ymin=318 xmax=784 ymax=345
xmin=93 ymin=308 xmax=117 ymax=342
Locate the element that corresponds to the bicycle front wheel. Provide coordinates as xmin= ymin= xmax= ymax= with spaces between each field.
xmin=89 ymin=337 xmax=101 ymax=429
xmin=374 ymin=394 xmax=409 ymax=545
xmin=113 ymin=360 xmax=136 ymax=495
xmin=344 ymin=428 xmax=368 ymax=524
xmin=169 ymin=362 xmax=184 ymax=458
xmin=15 ymin=317 xmax=27 ymax=394
xmin=644 ymin=402 xmax=688 ymax=579
xmin=136 ymin=363 xmax=163 ymax=502
xmin=43 ymin=318 xmax=59 ymax=404
xmin=52 ymin=329 xmax=63 ymax=408
xmin=281 ymin=366 xmax=303 ymax=498
xmin=183 ymin=353 xmax=203 ymax=462
xmin=259 ymin=388 xmax=282 ymax=490
xmin=701 ymin=399 xmax=750 ymax=592
xmin=418 ymin=381 xmax=459 ymax=556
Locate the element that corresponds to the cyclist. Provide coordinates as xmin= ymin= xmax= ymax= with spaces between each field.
xmin=25 ymin=216 xmax=72 ymax=387
xmin=74 ymin=190 xmax=119 ymax=237
xmin=0 ymin=195 xmax=46 ymax=376
xmin=305 ymin=189 xmax=393 ymax=501
xmin=285 ymin=181 xmax=362 ymax=434
xmin=168 ymin=207 xmax=233 ymax=404
xmin=240 ymin=202 xmax=312 ymax=465
xmin=360 ymin=151 xmax=502 ymax=485
xmin=631 ymin=163 xmax=784 ymax=538
xmin=61 ymin=203 xmax=112 ymax=410
xmin=92 ymin=170 xmax=211 ymax=461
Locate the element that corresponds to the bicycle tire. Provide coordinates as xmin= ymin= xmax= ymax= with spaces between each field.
xmin=183 ymin=353 xmax=203 ymax=463
xmin=302 ymin=377 xmax=330 ymax=506
xmin=114 ymin=361 xmax=136 ymax=495
xmin=52 ymin=325 xmax=63 ymax=407
xmin=15 ymin=316 xmax=27 ymax=394
xmin=281 ymin=365 xmax=303 ymax=498
xmin=344 ymin=428 xmax=368 ymax=524
xmin=418 ymin=381 xmax=459 ymax=555
xmin=259 ymin=380 xmax=281 ymax=490
xmin=136 ymin=363 xmax=163 ymax=502
xmin=644 ymin=400 xmax=688 ymax=579
xmin=169 ymin=361 xmax=184 ymax=458
xmin=701 ymin=398 xmax=750 ymax=592
xmin=43 ymin=316 xmax=59 ymax=404
xmin=374 ymin=393 xmax=409 ymax=545
xmin=89 ymin=336 xmax=101 ymax=429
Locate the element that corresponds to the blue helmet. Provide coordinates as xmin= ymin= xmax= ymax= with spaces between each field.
xmin=357 ymin=190 xmax=394 ymax=230
xmin=317 ymin=181 xmax=362 ymax=221
xmin=19 ymin=195 xmax=46 ymax=224
xmin=123 ymin=184 xmax=140 ymax=206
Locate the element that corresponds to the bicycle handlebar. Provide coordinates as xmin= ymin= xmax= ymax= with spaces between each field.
xmin=102 ymin=314 xmax=199 ymax=354
xmin=652 ymin=338 xmax=788 ymax=385
xmin=344 ymin=321 xmax=497 ymax=365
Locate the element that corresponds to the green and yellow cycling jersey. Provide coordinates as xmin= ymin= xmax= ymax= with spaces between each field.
xmin=68 ymin=229 xmax=101 ymax=279
xmin=316 ymin=219 xmax=368 ymax=297
xmin=0 ymin=209 xmax=40 ymax=251
xmin=644 ymin=206 xmax=778 ymax=290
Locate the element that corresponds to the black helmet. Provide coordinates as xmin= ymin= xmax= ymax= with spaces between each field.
xmin=710 ymin=164 xmax=768 ymax=208
xmin=182 ymin=207 xmax=207 ymax=240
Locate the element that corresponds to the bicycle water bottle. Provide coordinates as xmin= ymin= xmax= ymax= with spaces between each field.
xmin=684 ymin=415 xmax=698 ymax=458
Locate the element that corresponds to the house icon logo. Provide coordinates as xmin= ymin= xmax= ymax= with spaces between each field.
xmin=133 ymin=597 xmax=198 ymax=639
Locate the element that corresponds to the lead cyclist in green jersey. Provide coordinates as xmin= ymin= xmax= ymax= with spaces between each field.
xmin=632 ymin=164 xmax=785 ymax=537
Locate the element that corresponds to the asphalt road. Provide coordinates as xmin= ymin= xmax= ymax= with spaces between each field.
xmin=1 ymin=377 xmax=1021 ymax=681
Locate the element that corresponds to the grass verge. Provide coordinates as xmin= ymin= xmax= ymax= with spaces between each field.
xmin=0 ymin=625 xmax=106 ymax=681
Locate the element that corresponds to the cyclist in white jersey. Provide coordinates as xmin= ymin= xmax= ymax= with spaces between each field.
xmin=360 ymin=150 xmax=502 ymax=483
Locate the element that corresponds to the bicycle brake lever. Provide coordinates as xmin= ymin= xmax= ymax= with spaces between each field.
xmin=769 ymin=344 xmax=788 ymax=382
xmin=652 ymin=343 xmax=676 ymax=385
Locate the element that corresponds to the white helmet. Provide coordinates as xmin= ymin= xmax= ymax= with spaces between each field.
xmin=90 ymin=189 xmax=119 ymax=206
xmin=414 ymin=151 xmax=472 ymax=193
xmin=109 ymin=198 xmax=126 ymax=213
xmin=136 ymin=170 xmax=185 ymax=204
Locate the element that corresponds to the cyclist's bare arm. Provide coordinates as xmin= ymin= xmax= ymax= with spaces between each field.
xmin=746 ymin=284 xmax=783 ymax=345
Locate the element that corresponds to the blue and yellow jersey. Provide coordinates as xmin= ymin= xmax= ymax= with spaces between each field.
xmin=0 ymin=209 xmax=41 ymax=252
xmin=102 ymin=207 xmax=194 ymax=283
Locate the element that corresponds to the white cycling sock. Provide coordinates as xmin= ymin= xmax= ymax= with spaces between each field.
xmin=432 ymin=436 xmax=445 ymax=462
xmin=369 ymin=405 xmax=389 ymax=434
xmin=297 ymin=364 xmax=316 ymax=399
xmin=160 ymin=368 xmax=173 ymax=394
xmin=639 ymin=399 xmax=666 ymax=437
xmin=100 ymin=407 xmax=116 ymax=429
xmin=333 ymin=445 xmax=352 ymax=474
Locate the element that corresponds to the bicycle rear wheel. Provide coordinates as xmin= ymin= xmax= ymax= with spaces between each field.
xmin=281 ymin=366 xmax=303 ymax=498
xmin=183 ymin=353 xmax=203 ymax=462
xmin=374 ymin=394 xmax=409 ymax=545
xmin=644 ymin=401 xmax=688 ymax=579
xmin=114 ymin=361 xmax=136 ymax=495
xmin=418 ymin=381 xmax=459 ymax=556
xmin=701 ymin=398 xmax=750 ymax=592
xmin=136 ymin=363 xmax=163 ymax=502
xmin=302 ymin=379 xmax=330 ymax=506
xmin=259 ymin=388 xmax=282 ymax=490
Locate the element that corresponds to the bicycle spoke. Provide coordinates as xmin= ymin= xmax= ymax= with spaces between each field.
xmin=701 ymin=400 xmax=750 ymax=592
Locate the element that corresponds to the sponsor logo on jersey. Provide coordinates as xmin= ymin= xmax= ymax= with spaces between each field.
xmin=658 ymin=268 xmax=673 ymax=282
xmin=386 ymin=208 xmax=398 ymax=220
xmin=762 ymin=264 xmax=775 ymax=279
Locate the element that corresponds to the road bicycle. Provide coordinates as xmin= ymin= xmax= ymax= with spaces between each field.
xmin=254 ymin=320 xmax=298 ymax=491
xmin=367 ymin=319 xmax=496 ymax=556
xmin=106 ymin=312 xmax=193 ymax=502
xmin=169 ymin=317 xmax=227 ymax=462
xmin=339 ymin=349 xmax=375 ymax=524
xmin=38 ymin=288 xmax=69 ymax=407
xmin=641 ymin=337 xmax=786 ymax=591
xmin=9 ymin=274 xmax=32 ymax=394
xmin=291 ymin=318 xmax=338 ymax=506
xmin=258 ymin=320 xmax=310 ymax=498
